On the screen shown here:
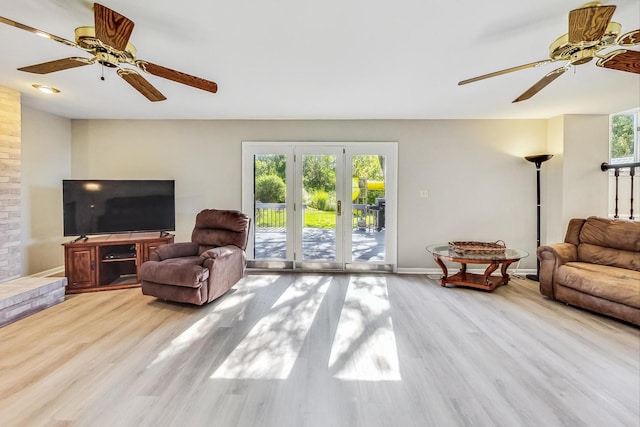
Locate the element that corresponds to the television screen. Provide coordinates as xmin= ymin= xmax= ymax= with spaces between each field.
xmin=63 ymin=180 xmax=175 ymax=237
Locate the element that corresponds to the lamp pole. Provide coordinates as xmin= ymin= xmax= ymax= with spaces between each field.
xmin=525 ymin=154 xmax=553 ymax=282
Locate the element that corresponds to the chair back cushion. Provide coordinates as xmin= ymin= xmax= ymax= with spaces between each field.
xmin=191 ymin=209 xmax=251 ymax=250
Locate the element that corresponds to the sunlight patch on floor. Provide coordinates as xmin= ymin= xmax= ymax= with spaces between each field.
xmin=328 ymin=276 xmax=401 ymax=381
xmin=210 ymin=275 xmax=331 ymax=380
xmin=146 ymin=275 xmax=278 ymax=369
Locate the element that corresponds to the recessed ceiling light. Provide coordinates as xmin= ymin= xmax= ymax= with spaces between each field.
xmin=32 ymin=84 xmax=60 ymax=94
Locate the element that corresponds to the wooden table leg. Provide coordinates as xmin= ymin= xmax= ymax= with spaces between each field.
xmin=500 ymin=260 xmax=515 ymax=284
xmin=482 ymin=262 xmax=499 ymax=287
xmin=433 ymin=256 xmax=449 ymax=287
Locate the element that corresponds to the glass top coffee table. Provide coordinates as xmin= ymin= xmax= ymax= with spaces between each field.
xmin=426 ymin=244 xmax=528 ymax=292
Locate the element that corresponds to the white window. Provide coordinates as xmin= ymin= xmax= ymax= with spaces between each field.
xmin=610 ymin=108 xmax=639 ymax=164
xmin=608 ymin=108 xmax=639 ymax=219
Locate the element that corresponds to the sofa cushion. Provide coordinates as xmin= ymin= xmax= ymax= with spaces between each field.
xmin=140 ymin=256 xmax=209 ymax=288
xmin=580 ymin=216 xmax=640 ymax=252
xmin=564 ymin=218 xmax=586 ymax=246
xmin=556 ymin=262 xmax=640 ymax=309
xmin=577 ymin=243 xmax=640 ymax=271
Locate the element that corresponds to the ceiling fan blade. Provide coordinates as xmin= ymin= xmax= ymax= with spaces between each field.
xmin=18 ymin=57 xmax=94 ymax=74
xmin=568 ymin=4 xmax=616 ymax=43
xmin=458 ymin=59 xmax=555 ymax=85
xmin=617 ymin=29 xmax=640 ymax=46
xmin=94 ymin=3 xmax=135 ymax=51
xmin=0 ymin=16 xmax=78 ymax=48
xmin=513 ymin=66 xmax=568 ymax=103
xmin=597 ymin=50 xmax=640 ymax=74
xmin=135 ymin=61 xmax=218 ymax=93
xmin=117 ymin=68 xmax=166 ymax=102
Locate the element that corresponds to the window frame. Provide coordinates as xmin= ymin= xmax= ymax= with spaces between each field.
xmin=609 ymin=108 xmax=639 ymax=165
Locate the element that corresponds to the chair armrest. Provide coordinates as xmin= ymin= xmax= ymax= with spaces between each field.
xmin=152 ymin=242 xmax=199 ymax=261
xmin=199 ymin=246 xmax=236 ymax=260
xmin=537 ymin=243 xmax=577 ymax=298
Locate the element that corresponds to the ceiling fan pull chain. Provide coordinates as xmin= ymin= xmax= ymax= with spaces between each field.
xmin=100 ymin=64 xmax=105 ymax=81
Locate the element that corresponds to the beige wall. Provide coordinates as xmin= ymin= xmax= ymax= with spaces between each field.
xmin=16 ymin=113 xmax=612 ymax=273
xmin=70 ymin=119 xmax=548 ymax=269
xmin=20 ymin=106 xmax=71 ymax=275
xmin=545 ymin=116 xmax=564 ymax=244
xmin=562 ymin=115 xmax=609 ymax=219
xmin=544 ymin=115 xmax=610 ymax=245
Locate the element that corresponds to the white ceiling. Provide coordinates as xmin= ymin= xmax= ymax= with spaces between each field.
xmin=0 ymin=0 xmax=638 ymax=120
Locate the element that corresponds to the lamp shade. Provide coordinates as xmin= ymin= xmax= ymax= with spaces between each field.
xmin=525 ymin=154 xmax=553 ymax=168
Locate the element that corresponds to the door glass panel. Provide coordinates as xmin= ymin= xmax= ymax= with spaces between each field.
xmin=351 ymin=154 xmax=386 ymax=262
xmin=244 ymin=141 xmax=396 ymax=272
xmin=302 ymin=154 xmax=337 ymax=261
xmin=254 ymin=154 xmax=287 ymax=260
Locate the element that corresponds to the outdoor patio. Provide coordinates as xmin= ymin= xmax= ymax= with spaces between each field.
xmin=254 ymin=227 xmax=386 ymax=262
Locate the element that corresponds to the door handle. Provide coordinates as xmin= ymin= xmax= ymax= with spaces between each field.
xmin=337 ymin=200 xmax=342 ymax=216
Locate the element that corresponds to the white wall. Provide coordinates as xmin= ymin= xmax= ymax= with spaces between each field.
xmin=562 ymin=115 xmax=609 ymax=220
xmin=544 ymin=114 xmax=610 ymax=245
xmin=18 ymin=114 xmax=613 ymax=273
xmin=20 ymin=106 xmax=71 ymax=275
xmin=545 ymin=116 xmax=564 ymax=244
xmin=70 ymin=119 xmax=548 ymax=269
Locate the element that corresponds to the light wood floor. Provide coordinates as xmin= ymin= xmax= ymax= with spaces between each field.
xmin=0 ymin=274 xmax=638 ymax=427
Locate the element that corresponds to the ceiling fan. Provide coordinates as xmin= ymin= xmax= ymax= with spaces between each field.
xmin=458 ymin=2 xmax=639 ymax=102
xmin=0 ymin=3 xmax=217 ymax=102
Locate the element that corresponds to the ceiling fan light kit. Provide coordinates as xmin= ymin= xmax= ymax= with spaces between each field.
xmin=0 ymin=3 xmax=218 ymax=102
xmin=458 ymin=2 xmax=640 ymax=102
xmin=32 ymin=84 xmax=60 ymax=94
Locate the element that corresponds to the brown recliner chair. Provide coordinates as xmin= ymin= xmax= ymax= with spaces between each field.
xmin=140 ymin=209 xmax=251 ymax=305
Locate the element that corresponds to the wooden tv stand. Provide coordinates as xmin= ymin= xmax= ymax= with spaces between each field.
xmin=63 ymin=233 xmax=174 ymax=294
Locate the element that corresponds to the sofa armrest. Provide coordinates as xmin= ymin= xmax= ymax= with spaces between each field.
xmin=537 ymin=243 xmax=577 ymax=298
xmin=152 ymin=242 xmax=199 ymax=261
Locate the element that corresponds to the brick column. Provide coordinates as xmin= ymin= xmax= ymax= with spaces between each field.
xmin=0 ymin=86 xmax=21 ymax=282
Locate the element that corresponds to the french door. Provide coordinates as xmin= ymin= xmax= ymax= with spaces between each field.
xmin=242 ymin=142 xmax=396 ymax=272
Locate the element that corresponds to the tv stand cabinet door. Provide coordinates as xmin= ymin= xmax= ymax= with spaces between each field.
xmin=65 ymin=246 xmax=97 ymax=290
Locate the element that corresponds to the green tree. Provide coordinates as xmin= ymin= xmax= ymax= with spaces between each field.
xmin=352 ymin=155 xmax=384 ymax=181
xmin=610 ymin=114 xmax=635 ymax=159
xmin=255 ymin=174 xmax=286 ymax=203
xmin=303 ymin=155 xmax=335 ymax=192
xmin=255 ymin=154 xmax=286 ymax=181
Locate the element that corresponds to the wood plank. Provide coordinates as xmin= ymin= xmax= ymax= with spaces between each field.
xmin=0 ymin=273 xmax=637 ymax=426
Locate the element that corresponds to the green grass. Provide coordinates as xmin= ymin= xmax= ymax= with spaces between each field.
xmin=304 ymin=209 xmax=335 ymax=228
xmin=256 ymin=208 xmax=374 ymax=229
xmin=256 ymin=208 xmax=336 ymax=228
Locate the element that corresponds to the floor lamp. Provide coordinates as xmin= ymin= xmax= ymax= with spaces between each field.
xmin=525 ymin=154 xmax=553 ymax=282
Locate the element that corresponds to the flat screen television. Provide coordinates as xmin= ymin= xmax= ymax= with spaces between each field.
xmin=63 ymin=179 xmax=175 ymax=237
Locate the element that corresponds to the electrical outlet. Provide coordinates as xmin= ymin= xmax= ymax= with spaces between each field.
xmin=420 ymin=190 xmax=429 ymax=198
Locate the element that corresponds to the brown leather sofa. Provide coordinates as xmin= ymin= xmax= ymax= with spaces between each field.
xmin=140 ymin=209 xmax=251 ymax=305
xmin=537 ymin=216 xmax=640 ymax=325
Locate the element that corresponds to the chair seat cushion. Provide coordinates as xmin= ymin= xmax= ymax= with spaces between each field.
xmin=556 ymin=262 xmax=640 ymax=309
xmin=140 ymin=256 xmax=209 ymax=288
